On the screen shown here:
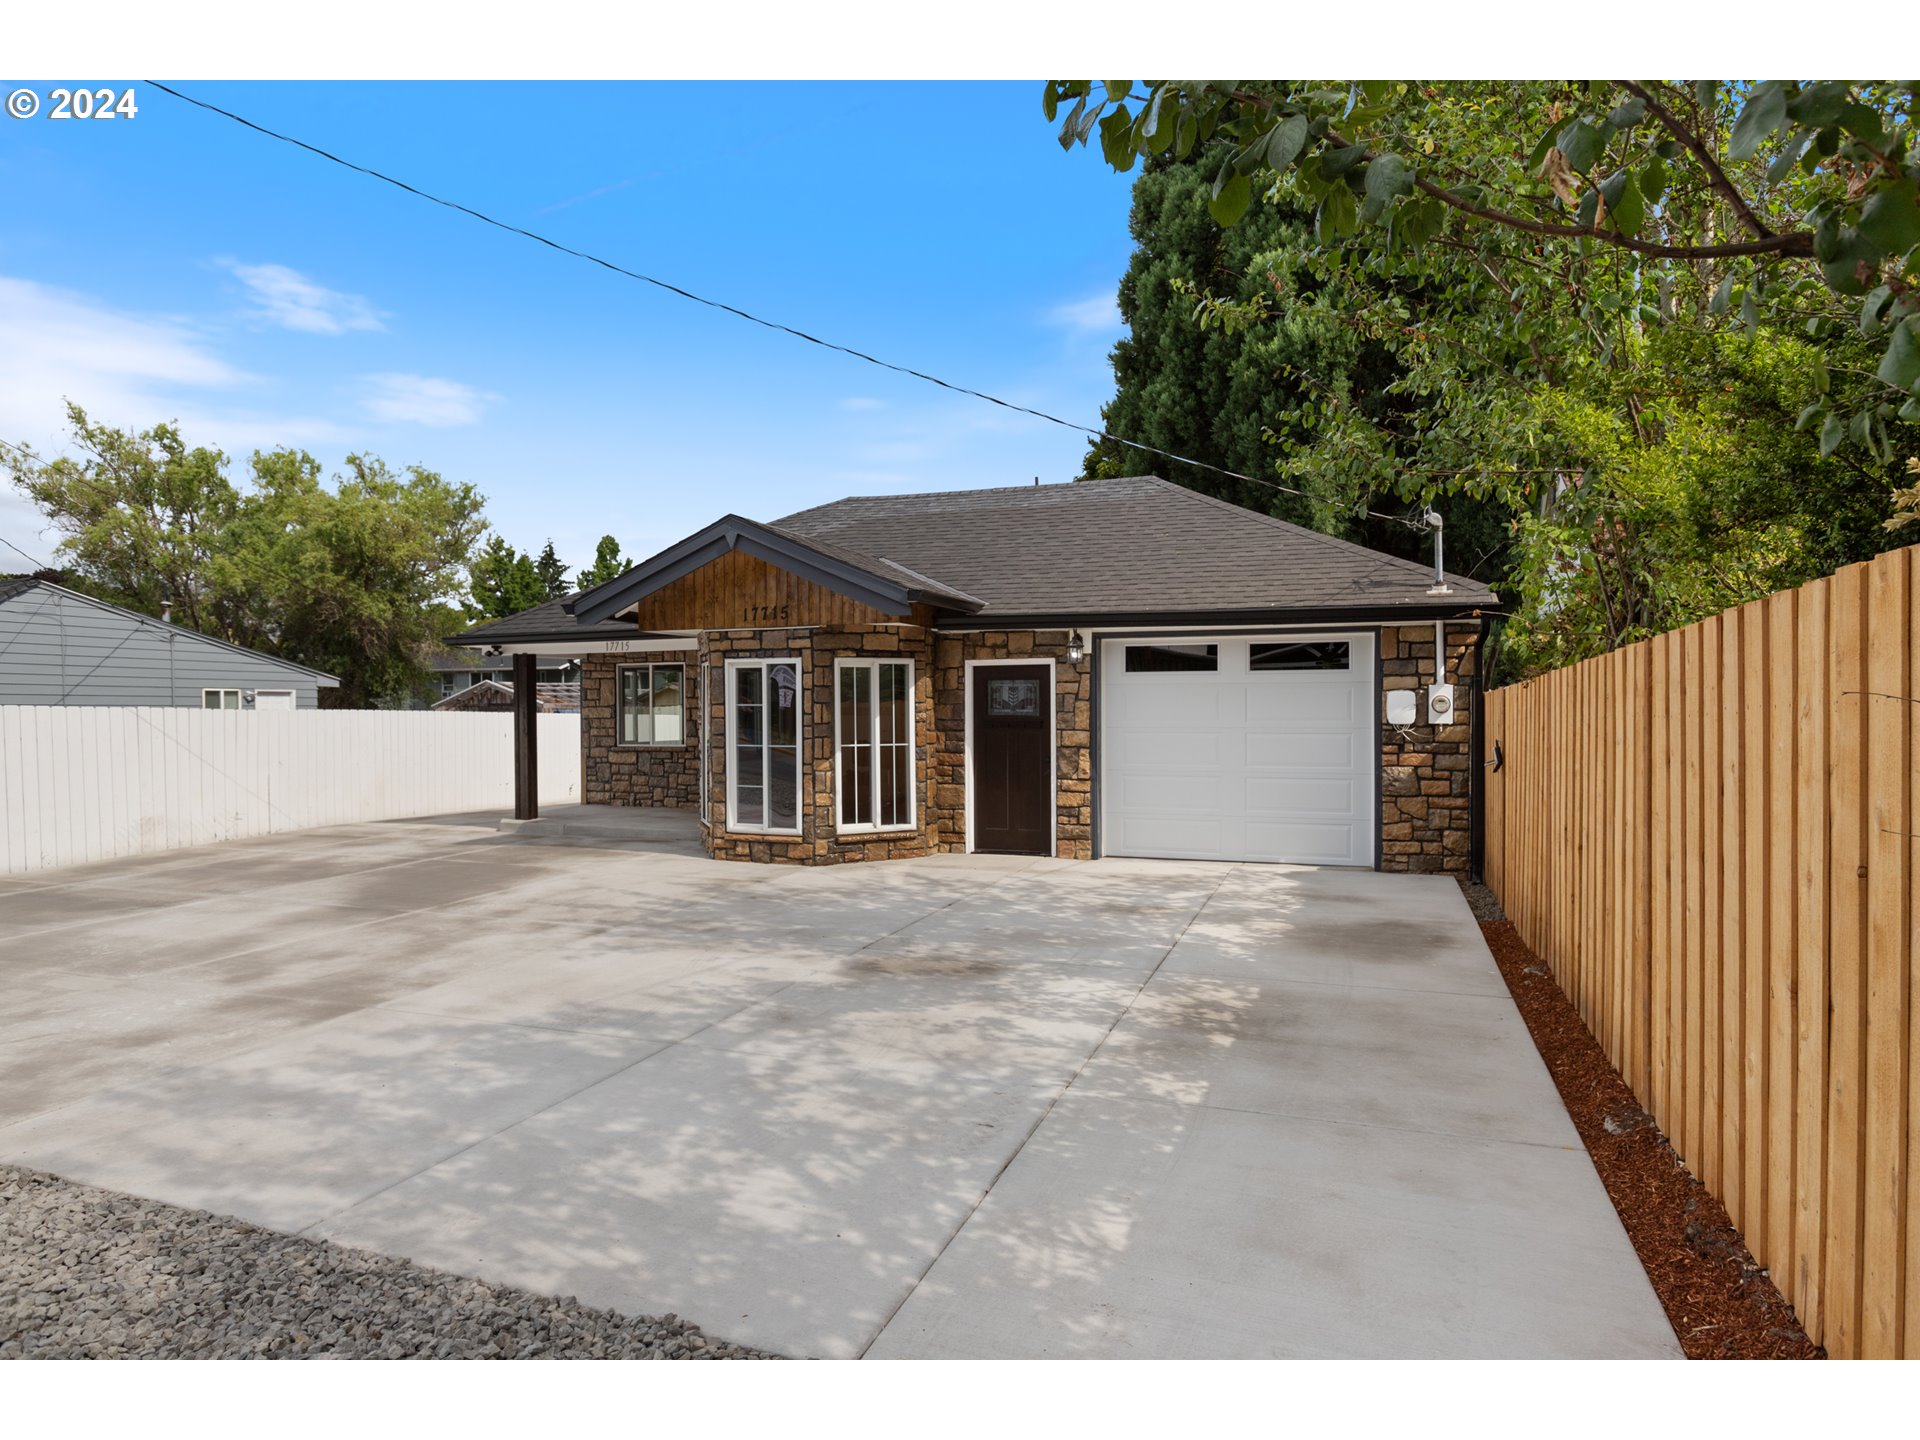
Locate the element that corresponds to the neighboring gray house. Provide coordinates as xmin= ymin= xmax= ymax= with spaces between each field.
xmin=0 ymin=578 xmax=338 ymax=708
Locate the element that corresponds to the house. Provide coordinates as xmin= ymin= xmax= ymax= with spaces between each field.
xmin=428 ymin=647 xmax=581 ymax=702
xmin=430 ymin=678 xmax=582 ymax=713
xmin=450 ymin=476 xmax=1497 ymax=872
xmin=0 ymin=577 xmax=339 ymax=709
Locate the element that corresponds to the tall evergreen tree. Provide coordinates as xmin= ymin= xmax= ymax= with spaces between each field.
xmin=576 ymin=534 xmax=630 ymax=591
xmin=1082 ymin=155 xmax=1519 ymax=584
xmin=533 ymin=539 xmax=571 ymax=599
xmin=468 ymin=535 xmax=545 ymax=620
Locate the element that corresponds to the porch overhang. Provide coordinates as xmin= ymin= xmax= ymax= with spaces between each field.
xmin=462 ymin=634 xmax=695 ymax=658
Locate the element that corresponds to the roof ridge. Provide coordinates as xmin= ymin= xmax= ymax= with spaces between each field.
xmin=1140 ymin=477 xmax=1449 ymax=588
xmin=779 ymin=474 xmax=1152 ymax=521
xmin=759 ymin=520 xmax=981 ymax=608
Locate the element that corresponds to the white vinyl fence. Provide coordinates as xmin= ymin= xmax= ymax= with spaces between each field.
xmin=0 ymin=707 xmax=582 ymax=876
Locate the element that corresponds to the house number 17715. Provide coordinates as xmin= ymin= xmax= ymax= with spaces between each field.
xmin=742 ymin=604 xmax=791 ymax=623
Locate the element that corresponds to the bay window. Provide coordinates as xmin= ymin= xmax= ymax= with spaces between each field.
xmin=835 ymin=658 xmax=914 ymax=832
xmin=727 ymin=658 xmax=801 ymax=833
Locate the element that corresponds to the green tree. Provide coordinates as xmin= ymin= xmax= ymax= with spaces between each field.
xmin=8 ymin=403 xmax=237 ymax=631
xmin=1081 ymin=154 xmax=1519 ymax=584
xmin=575 ymin=534 xmax=630 ymax=591
xmin=7 ymin=405 xmax=489 ymax=706
xmin=215 ymin=452 xmax=489 ymax=706
xmin=533 ymin=539 xmax=570 ymax=599
xmin=1497 ymin=326 xmax=1900 ymax=674
xmin=1049 ymin=82 xmax=1918 ymax=674
xmin=468 ymin=535 xmax=545 ymax=620
xmin=1047 ymin=81 xmax=1918 ymax=450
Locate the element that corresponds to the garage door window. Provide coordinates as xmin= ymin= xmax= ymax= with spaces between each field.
xmin=1124 ymin=644 xmax=1217 ymax=673
xmin=1250 ymin=641 xmax=1350 ymax=671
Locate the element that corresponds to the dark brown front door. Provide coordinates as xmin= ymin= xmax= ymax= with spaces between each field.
xmin=970 ymin=664 xmax=1053 ymax=855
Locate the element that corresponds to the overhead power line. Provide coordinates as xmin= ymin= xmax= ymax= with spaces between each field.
xmin=145 ymin=80 xmax=1431 ymax=535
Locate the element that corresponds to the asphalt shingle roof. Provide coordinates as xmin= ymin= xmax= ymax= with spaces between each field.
xmin=449 ymin=475 xmax=1495 ymax=646
xmin=449 ymin=596 xmax=648 ymax=648
xmin=773 ymin=475 xmax=1496 ymax=618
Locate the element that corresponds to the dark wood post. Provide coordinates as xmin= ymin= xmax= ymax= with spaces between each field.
xmin=513 ymin=651 xmax=538 ymax=820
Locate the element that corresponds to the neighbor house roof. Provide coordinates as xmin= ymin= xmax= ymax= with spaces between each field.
xmin=429 ymin=679 xmax=582 ymax=711
xmin=771 ymin=475 xmax=1496 ymax=621
xmin=0 ymin=577 xmax=340 ymax=683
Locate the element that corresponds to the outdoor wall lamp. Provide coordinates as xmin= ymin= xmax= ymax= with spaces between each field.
xmin=1067 ymin=630 xmax=1085 ymax=664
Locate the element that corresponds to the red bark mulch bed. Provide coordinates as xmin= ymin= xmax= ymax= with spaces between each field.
xmin=1475 ymin=909 xmax=1823 ymax=1360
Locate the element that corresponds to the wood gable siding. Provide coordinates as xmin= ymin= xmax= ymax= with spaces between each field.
xmin=626 ymin=548 xmax=931 ymax=632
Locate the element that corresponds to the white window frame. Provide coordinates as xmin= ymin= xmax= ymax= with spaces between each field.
xmin=616 ymin=662 xmax=688 ymax=748
xmin=252 ymin=689 xmax=296 ymax=710
xmin=201 ymin=688 xmax=242 ymax=710
xmin=724 ymin=656 xmax=804 ymax=835
xmin=833 ymin=656 xmax=916 ymax=835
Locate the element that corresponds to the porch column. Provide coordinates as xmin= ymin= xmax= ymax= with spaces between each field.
xmin=513 ymin=651 xmax=538 ymax=820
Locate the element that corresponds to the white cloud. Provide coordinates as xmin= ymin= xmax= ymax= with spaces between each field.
xmin=0 ymin=274 xmax=250 ymax=402
xmin=224 ymin=261 xmax=384 ymax=335
xmin=0 ymin=273 xmax=341 ymax=452
xmin=361 ymin=373 xmax=496 ymax=427
xmin=0 ymin=274 xmax=346 ymax=565
xmin=1046 ymin=293 xmax=1123 ymax=335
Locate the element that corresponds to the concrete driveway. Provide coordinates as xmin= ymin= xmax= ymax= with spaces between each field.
xmin=0 ymin=820 xmax=1678 ymax=1359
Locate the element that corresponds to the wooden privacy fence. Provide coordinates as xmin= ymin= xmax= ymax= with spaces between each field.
xmin=1483 ymin=545 xmax=1918 ymax=1359
xmin=0 ymin=707 xmax=582 ymax=876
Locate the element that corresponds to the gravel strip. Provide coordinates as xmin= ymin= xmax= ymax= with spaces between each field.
xmin=0 ymin=1165 xmax=781 ymax=1360
xmin=1478 ymin=921 xmax=1822 ymax=1359
xmin=1454 ymin=875 xmax=1507 ymax=923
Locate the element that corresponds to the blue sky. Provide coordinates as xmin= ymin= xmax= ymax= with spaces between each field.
xmin=0 ymin=81 xmax=1136 ymax=577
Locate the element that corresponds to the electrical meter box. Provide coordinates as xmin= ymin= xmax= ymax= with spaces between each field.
xmin=1426 ymin=683 xmax=1456 ymax=727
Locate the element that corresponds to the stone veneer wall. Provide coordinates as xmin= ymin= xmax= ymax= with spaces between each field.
xmin=700 ymin=625 xmax=937 ymax=864
xmin=1378 ymin=623 xmax=1480 ymax=873
xmin=928 ymin=630 xmax=1093 ymax=861
xmin=581 ymin=652 xmax=701 ymax=808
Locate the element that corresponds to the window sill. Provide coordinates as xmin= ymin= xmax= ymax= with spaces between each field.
xmin=614 ymin=742 xmax=690 ymax=751
xmin=836 ymin=824 xmax=919 ymax=837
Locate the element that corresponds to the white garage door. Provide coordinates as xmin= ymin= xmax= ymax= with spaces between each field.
xmin=1100 ymin=633 xmax=1375 ymax=866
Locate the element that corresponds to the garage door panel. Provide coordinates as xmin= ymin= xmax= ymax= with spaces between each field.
xmin=1109 ymin=729 xmax=1225 ymax=769
xmin=1243 ymin=731 xmax=1355 ymax=771
xmin=1101 ymin=632 xmax=1374 ymax=867
xmin=1117 ymin=685 xmax=1237 ymax=727
xmin=1109 ymin=773 xmax=1232 ymax=814
xmin=1244 ymin=686 xmax=1359 ymax=725
xmin=1109 ymin=815 xmax=1240 ymax=858
xmin=1244 ymin=776 xmax=1353 ymax=816
xmin=1243 ymin=820 xmax=1360 ymax=865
